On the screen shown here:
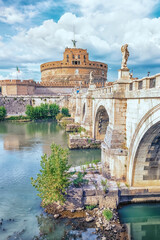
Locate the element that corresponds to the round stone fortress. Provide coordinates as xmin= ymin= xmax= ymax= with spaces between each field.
xmin=40 ymin=45 xmax=108 ymax=88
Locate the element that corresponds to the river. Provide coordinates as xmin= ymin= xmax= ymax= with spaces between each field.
xmin=0 ymin=121 xmax=160 ymax=240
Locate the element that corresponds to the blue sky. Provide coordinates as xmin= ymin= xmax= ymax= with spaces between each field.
xmin=0 ymin=0 xmax=160 ymax=81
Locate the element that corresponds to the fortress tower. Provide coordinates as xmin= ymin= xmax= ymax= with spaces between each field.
xmin=40 ymin=42 xmax=108 ymax=88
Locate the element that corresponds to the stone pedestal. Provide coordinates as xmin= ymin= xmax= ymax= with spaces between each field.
xmin=88 ymin=83 xmax=96 ymax=90
xmin=117 ymin=68 xmax=130 ymax=83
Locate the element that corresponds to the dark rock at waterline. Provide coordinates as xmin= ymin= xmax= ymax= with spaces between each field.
xmin=7 ymin=229 xmax=25 ymax=240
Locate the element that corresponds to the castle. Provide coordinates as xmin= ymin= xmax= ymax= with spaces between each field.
xmin=0 ymin=43 xmax=108 ymax=96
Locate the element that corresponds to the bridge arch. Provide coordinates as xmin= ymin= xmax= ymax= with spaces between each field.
xmin=94 ymin=105 xmax=109 ymax=140
xmin=128 ymin=104 xmax=160 ymax=186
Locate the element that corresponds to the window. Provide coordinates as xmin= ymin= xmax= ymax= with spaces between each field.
xmin=72 ymin=61 xmax=80 ymax=65
xmin=138 ymin=81 xmax=143 ymax=90
xmin=102 ymin=71 xmax=104 ymax=76
xmin=129 ymin=83 xmax=133 ymax=91
xmin=84 ymin=55 xmax=86 ymax=59
xmin=149 ymin=78 xmax=156 ymax=88
xmin=78 ymin=55 xmax=80 ymax=59
xmin=72 ymin=54 xmax=75 ymax=59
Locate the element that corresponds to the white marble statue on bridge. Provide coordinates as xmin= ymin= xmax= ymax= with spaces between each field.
xmin=121 ymin=44 xmax=129 ymax=69
xmin=89 ymin=71 xmax=94 ymax=84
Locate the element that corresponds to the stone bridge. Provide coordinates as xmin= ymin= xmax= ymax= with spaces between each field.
xmin=69 ymin=68 xmax=160 ymax=188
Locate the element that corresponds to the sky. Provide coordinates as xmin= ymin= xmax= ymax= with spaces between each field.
xmin=0 ymin=0 xmax=160 ymax=82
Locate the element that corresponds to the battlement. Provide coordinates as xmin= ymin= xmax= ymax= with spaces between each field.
xmin=0 ymin=79 xmax=37 ymax=96
xmin=0 ymin=79 xmax=36 ymax=86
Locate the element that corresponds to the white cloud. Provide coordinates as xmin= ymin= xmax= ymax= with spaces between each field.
xmin=0 ymin=6 xmax=24 ymax=24
xmin=0 ymin=0 xmax=160 ymax=81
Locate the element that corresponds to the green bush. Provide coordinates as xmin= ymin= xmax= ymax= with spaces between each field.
xmin=61 ymin=107 xmax=70 ymax=117
xmin=103 ymin=209 xmax=113 ymax=221
xmin=25 ymin=105 xmax=35 ymax=119
xmin=25 ymin=103 xmax=60 ymax=120
xmin=49 ymin=103 xmax=60 ymax=119
xmin=31 ymin=143 xmax=72 ymax=206
xmin=73 ymin=172 xmax=88 ymax=188
xmin=0 ymin=106 xmax=6 ymax=120
xmin=85 ymin=205 xmax=97 ymax=210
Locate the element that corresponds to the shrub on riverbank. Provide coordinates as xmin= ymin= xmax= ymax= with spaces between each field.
xmin=49 ymin=104 xmax=60 ymax=118
xmin=61 ymin=107 xmax=70 ymax=117
xmin=0 ymin=106 xmax=6 ymax=121
xmin=25 ymin=103 xmax=60 ymax=120
xmin=56 ymin=113 xmax=64 ymax=121
xmin=103 ymin=209 xmax=113 ymax=221
xmin=25 ymin=104 xmax=71 ymax=121
xmin=7 ymin=115 xmax=30 ymax=121
xmin=31 ymin=143 xmax=72 ymax=206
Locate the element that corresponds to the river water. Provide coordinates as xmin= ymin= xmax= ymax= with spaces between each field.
xmin=0 ymin=121 xmax=160 ymax=240
xmin=0 ymin=121 xmax=100 ymax=240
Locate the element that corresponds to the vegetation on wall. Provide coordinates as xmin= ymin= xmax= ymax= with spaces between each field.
xmin=31 ymin=143 xmax=72 ymax=206
xmin=0 ymin=106 xmax=6 ymax=121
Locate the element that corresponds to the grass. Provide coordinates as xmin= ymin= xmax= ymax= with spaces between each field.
xmin=7 ymin=115 xmax=30 ymax=121
xmin=72 ymin=172 xmax=89 ymax=188
xmin=103 ymin=209 xmax=113 ymax=221
xmin=84 ymin=159 xmax=100 ymax=167
xmin=85 ymin=205 xmax=97 ymax=210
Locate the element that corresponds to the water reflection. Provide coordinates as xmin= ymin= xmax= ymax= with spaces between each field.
xmin=33 ymin=214 xmax=71 ymax=240
xmin=0 ymin=121 xmax=101 ymax=166
xmin=0 ymin=121 xmax=101 ymax=239
xmin=119 ymin=203 xmax=160 ymax=240
xmin=33 ymin=214 xmax=99 ymax=240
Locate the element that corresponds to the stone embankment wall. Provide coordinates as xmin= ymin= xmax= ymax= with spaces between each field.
xmin=0 ymin=96 xmax=69 ymax=115
xmin=69 ymin=134 xmax=101 ymax=149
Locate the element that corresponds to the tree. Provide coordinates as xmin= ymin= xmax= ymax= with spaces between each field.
xmin=31 ymin=143 xmax=71 ymax=206
xmin=25 ymin=105 xmax=35 ymax=119
xmin=49 ymin=103 xmax=60 ymax=119
xmin=61 ymin=107 xmax=70 ymax=117
xmin=25 ymin=103 xmax=60 ymax=120
xmin=0 ymin=106 xmax=6 ymax=120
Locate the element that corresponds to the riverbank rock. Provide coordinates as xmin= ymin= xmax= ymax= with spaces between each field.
xmin=69 ymin=134 xmax=101 ymax=149
xmin=54 ymin=214 xmax=60 ymax=219
xmin=86 ymin=216 xmax=95 ymax=222
xmin=66 ymin=123 xmax=80 ymax=132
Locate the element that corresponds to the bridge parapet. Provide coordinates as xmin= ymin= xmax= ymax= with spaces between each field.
xmin=84 ymin=73 xmax=160 ymax=99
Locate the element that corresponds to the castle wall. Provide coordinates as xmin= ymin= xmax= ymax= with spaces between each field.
xmin=0 ymin=80 xmax=36 ymax=96
xmin=0 ymin=95 xmax=70 ymax=115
